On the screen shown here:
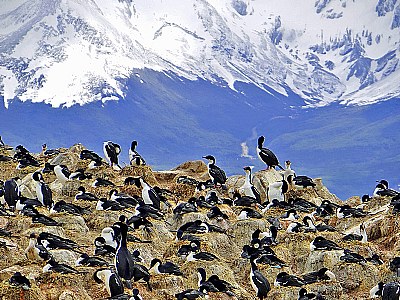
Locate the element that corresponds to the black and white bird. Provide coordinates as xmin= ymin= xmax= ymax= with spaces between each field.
xmin=92 ymin=177 xmax=115 ymax=187
xmin=14 ymin=145 xmax=40 ymax=169
xmin=202 ymin=155 xmax=227 ymax=187
xmin=75 ymin=186 xmax=99 ymax=202
xmin=9 ymin=272 xmax=31 ymax=290
xmin=43 ymin=258 xmax=79 ymax=274
xmin=315 ymin=200 xmax=338 ymax=218
xmin=298 ymin=288 xmax=317 ymax=300
xmin=134 ymin=201 xmax=165 ymax=220
xmin=24 ymin=233 xmax=51 ymax=261
xmin=237 ymin=207 xmax=263 ymax=220
xmin=103 ymin=141 xmax=122 ymax=171
xmin=41 ymin=144 xmax=60 ymax=158
xmin=3 ymin=177 xmax=20 ymax=210
xmin=281 ymin=209 xmax=300 ymax=221
xmin=50 ymin=200 xmax=90 ymax=215
xmin=32 ymin=172 xmax=53 ymax=208
xmin=130 ymin=289 xmax=143 ymax=300
xmin=283 ymin=160 xmax=296 ymax=187
xmin=382 ymin=282 xmax=400 ymax=300
xmin=206 ymin=274 xmax=236 ymax=297
xmin=207 ymin=206 xmax=229 ymax=220
xmin=310 ymin=236 xmax=342 ymax=251
xmin=115 ymin=222 xmax=151 ymax=290
xmin=301 ymin=268 xmax=336 ymax=284
xmin=233 ymin=192 xmax=259 ymax=207
xmin=255 ymin=254 xmax=287 ymax=268
xmin=302 ymin=216 xmax=336 ymax=232
xmin=292 ymin=175 xmax=316 ymax=189
xmin=337 ymin=205 xmax=367 ymax=218
xmin=173 ymin=198 xmax=198 ymax=219
xmin=186 ymin=240 xmax=218 ymax=262
xmin=96 ymin=198 xmax=125 ymax=211
xmin=243 ymin=241 xmax=276 ymax=258
xmin=241 ymin=166 xmax=262 ymax=203
xmin=20 ymin=205 xmax=39 ymax=217
xmin=288 ymin=198 xmax=317 ymax=212
xmin=114 ymin=222 xmax=135 ymax=288
xmin=342 ymin=223 xmax=367 ymax=243
xmin=16 ymin=196 xmax=42 ymax=212
xmin=252 ymin=226 xmax=279 ymax=247
xmin=369 ymin=282 xmax=384 ymax=298
xmin=80 ymin=149 xmax=103 ymax=169
xmin=267 ymin=179 xmax=288 ymax=202
xmin=68 ymin=168 xmax=92 ymax=180
xmin=129 ymin=140 xmax=146 ymax=166
xmin=42 ymin=162 xmax=56 ymax=174
xmin=76 ymin=253 xmax=108 ymax=267
xmin=175 ymin=288 xmax=205 ymax=300
xmin=94 ymin=268 xmax=125 ymax=298
xmin=286 ymin=222 xmax=304 ymax=233
xmin=340 ymin=249 xmax=366 ymax=265
xmin=389 ymin=257 xmax=400 ymax=276
xmin=94 ymin=237 xmax=116 ymax=256
xmin=53 ymin=165 xmax=71 ymax=183
xmin=366 ymin=253 xmax=384 ymax=265
xmin=373 ymin=180 xmax=399 ymax=197
xmin=134 ymin=177 xmax=170 ymax=210
xmin=197 ymin=268 xmax=219 ymax=293
xmin=196 ymin=268 xmax=235 ymax=296
xmin=149 ymin=258 xmax=183 ymax=276
xmin=262 ymin=199 xmax=292 ymax=211
xmin=109 ymin=189 xmax=138 ymax=208
xmin=101 ymin=226 xmax=119 ymax=250
xmin=37 ymin=232 xmax=80 ymax=251
xmin=256 ymin=135 xmax=284 ymax=170
xmin=274 ymin=272 xmax=305 ymax=287
xmin=32 ymin=212 xmax=60 ymax=226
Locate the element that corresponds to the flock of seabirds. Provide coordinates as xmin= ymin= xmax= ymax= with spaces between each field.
xmin=0 ymin=135 xmax=399 ymax=300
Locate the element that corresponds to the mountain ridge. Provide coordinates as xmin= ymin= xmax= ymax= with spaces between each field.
xmin=1 ymin=0 xmax=400 ymax=107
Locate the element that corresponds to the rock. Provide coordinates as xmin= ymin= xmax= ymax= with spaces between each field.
xmin=171 ymin=160 xmax=208 ymax=175
xmin=0 ymin=142 xmax=398 ymax=300
xmin=59 ymin=291 xmax=76 ymax=300
xmin=53 ymin=215 xmax=89 ymax=233
xmin=50 ymin=250 xmax=78 ymax=266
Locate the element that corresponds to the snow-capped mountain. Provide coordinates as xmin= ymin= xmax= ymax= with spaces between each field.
xmin=1 ymin=0 xmax=400 ymax=108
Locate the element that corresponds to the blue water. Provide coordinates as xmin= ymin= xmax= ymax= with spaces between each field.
xmin=1 ymin=69 xmax=399 ymax=199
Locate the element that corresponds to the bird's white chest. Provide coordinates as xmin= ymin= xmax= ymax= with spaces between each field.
xmin=142 ymin=187 xmax=152 ymax=204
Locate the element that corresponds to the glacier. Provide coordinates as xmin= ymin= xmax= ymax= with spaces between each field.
xmin=0 ymin=0 xmax=400 ymax=107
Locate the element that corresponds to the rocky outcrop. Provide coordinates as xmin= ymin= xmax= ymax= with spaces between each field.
xmin=0 ymin=144 xmax=398 ymax=300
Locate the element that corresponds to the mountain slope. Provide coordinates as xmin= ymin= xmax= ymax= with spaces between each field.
xmin=1 ymin=69 xmax=399 ymax=199
xmin=1 ymin=0 xmax=400 ymax=107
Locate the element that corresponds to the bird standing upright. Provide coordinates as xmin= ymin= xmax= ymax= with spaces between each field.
xmin=103 ymin=141 xmax=122 ymax=171
xmin=32 ymin=172 xmax=53 ymax=208
xmin=241 ymin=166 xmax=262 ymax=203
xmin=202 ymin=155 xmax=227 ymax=188
xmin=257 ymin=136 xmax=283 ymax=170
xmin=129 ymin=140 xmax=146 ymax=166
